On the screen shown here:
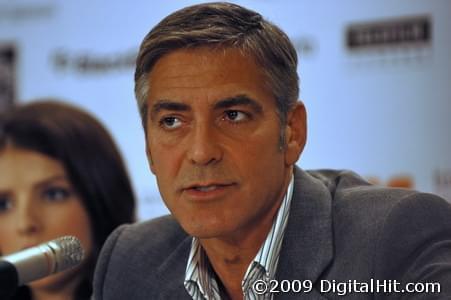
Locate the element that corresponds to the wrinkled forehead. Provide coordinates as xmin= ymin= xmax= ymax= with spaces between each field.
xmin=151 ymin=47 xmax=261 ymax=78
xmin=147 ymin=47 xmax=269 ymax=99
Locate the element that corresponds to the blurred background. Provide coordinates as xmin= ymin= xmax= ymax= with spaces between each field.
xmin=1 ymin=0 xmax=450 ymax=220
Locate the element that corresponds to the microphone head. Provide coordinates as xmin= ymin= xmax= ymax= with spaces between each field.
xmin=1 ymin=235 xmax=85 ymax=285
xmin=48 ymin=236 xmax=84 ymax=272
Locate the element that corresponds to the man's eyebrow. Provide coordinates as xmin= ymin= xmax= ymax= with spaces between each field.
xmin=150 ymin=100 xmax=191 ymax=120
xmin=214 ymin=95 xmax=263 ymax=113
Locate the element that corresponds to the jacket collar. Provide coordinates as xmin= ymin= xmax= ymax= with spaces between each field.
xmin=275 ymin=167 xmax=333 ymax=299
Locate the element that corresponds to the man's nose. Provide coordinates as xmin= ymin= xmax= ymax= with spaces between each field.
xmin=187 ymin=122 xmax=223 ymax=165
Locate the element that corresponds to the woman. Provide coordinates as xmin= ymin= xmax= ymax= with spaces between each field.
xmin=0 ymin=100 xmax=136 ymax=300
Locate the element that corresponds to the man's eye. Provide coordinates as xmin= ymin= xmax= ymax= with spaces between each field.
xmin=224 ymin=110 xmax=248 ymax=122
xmin=0 ymin=196 xmax=12 ymax=213
xmin=160 ymin=116 xmax=182 ymax=129
xmin=42 ymin=187 xmax=71 ymax=203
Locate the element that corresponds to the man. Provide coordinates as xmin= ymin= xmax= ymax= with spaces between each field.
xmin=93 ymin=3 xmax=451 ymax=299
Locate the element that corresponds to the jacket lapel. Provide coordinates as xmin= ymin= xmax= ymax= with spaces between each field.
xmin=155 ymin=235 xmax=193 ymax=299
xmin=275 ymin=167 xmax=334 ymax=299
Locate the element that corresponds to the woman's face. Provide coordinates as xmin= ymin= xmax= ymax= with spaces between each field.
xmin=0 ymin=146 xmax=93 ymax=291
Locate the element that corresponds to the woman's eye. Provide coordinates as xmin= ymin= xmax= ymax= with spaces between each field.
xmin=224 ymin=110 xmax=248 ymax=122
xmin=42 ymin=187 xmax=71 ymax=202
xmin=0 ymin=196 xmax=12 ymax=213
xmin=160 ymin=116 xmax=182 ymax=129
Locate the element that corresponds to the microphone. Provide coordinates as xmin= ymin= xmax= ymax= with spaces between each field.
xmin=0 ymin=236 xmax=84 ymax=298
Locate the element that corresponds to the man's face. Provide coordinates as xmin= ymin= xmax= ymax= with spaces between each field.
xmin=146 ymin=47 xmax=304 ymax=240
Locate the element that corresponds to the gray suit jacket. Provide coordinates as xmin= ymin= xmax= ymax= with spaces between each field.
xmin=93 ymin=168 xmax=451 ymax=299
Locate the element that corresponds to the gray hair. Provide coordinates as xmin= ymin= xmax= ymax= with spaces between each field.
xmin=135 ymin=2 xmax=299 ymax=133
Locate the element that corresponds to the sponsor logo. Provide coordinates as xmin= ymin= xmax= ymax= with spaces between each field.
xmin=346 ymin=16 xmax=431 ymax=50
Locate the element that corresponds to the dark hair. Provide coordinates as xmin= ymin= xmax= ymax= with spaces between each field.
xmin=0 ymin=100 xmax=136 ymax=298
xmin=135 ymin=2 xmax=299 ymax=132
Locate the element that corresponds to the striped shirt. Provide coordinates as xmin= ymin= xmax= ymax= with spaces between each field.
xmin=184 ymin=175 xmax=294 ymax=299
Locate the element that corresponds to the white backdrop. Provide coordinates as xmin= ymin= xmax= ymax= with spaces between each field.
xmin=1 ymin=0 xmax=450 ymax=219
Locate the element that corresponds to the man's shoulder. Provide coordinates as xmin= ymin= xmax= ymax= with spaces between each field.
xmin=295 ymin=168 xmax=451 ymax=290
xmin=302 ymin=168 xmax=451 ymax=235
xmin=305 ymin=168 xmax=446 ymax=211
xmin=112 ymin=214 xmax=188 ymax=255
xmin=97 ymin=215 xmax=189 ymax=272
xmin=94 ymin=215 xmax=190 ymax=299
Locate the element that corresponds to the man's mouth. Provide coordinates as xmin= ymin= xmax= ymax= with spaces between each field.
xmin=184 ymin=182 xmax=235 ymax=192
xmin=193 ymin=185 xmax=219 ymax=192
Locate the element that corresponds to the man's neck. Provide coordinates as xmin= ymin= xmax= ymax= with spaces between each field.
xmin=201 ymin=232 xmax=272 ymax=299
xmin=199 ymin=168 xmax=293 ymax=300
xmin=201 ymin=227 xmax=274 ymax=299
xmin=199 ymin=168 xmax=293 ymax=299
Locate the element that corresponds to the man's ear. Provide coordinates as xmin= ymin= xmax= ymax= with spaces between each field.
xmin=283 ymin=101 xmax=307 ymax=166
xmin=146 ymin=145 xmax=156 ymax=174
